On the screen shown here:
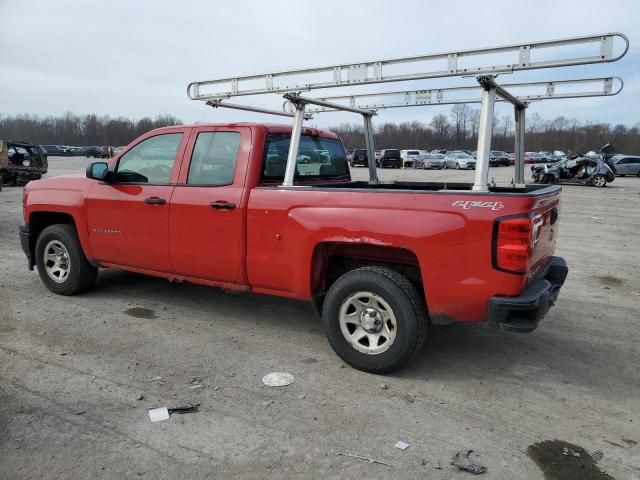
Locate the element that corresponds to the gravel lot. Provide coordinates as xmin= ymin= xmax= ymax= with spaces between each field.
xmin=1 ymin=157 xmax=639 ymax=479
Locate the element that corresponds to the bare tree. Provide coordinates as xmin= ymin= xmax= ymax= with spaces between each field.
xmin=450 ymin=104 xmax=472 ymax=141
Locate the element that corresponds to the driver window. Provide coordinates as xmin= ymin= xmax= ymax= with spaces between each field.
xmin=115 ymin=133 xmax=183 ymax=184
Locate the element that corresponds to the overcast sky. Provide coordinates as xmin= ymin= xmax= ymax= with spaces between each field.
xmin=1 ymin=0 xmax=638 ymax=128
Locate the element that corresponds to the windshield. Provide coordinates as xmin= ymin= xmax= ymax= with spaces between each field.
xmin=407 ymin=150 xmax=420 ymax=155
xmin=262 ymin=134 xmax=349 ymax=182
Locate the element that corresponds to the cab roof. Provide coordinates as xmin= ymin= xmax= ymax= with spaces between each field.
xmin=153 ymin=123 xmax=340 ymax=139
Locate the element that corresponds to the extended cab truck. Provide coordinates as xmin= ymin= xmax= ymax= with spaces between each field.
xmin=19 ymin=123 xmax=568 ymax=373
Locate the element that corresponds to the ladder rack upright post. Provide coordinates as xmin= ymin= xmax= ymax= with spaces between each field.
xmin=363 ymin=114 xmax=379 ymax=183
xmin=514 ymin=106 xmax=526 ymax=185
xmin=473 ymin=84 xmax=496 ymax=192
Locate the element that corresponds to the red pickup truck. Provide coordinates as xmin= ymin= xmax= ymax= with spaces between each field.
xmin=20 ymin=123 xmax=567 ymax=372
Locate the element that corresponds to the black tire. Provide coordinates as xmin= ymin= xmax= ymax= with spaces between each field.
xmin=35 ymin=224 xmax=98 ymax=295
xmin=455 ymin=162 xmax=460 ymax=170
xmin=322 ymin=266 xmax=427 ymax=373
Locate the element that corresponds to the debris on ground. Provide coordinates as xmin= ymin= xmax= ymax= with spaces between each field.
xmin=148 ymin=403 xmax=200 ymax=423
xmin=451 ymin=450 xmax=487 ymax=475
xmin=590 ymin=216 xmax=604 ymax=221
xmin=168 ymin=403 xmax=199 ymax=414
xmin=621 ymin=438 xmax=637 ymax=445
xmin=135 ymin=393 xmax=144 ymax=401
xmin=631 ymin=291 xmax=640 ymax=296
xmin=73 ymin=409 xmax=87 ymax=415
xmin=262 ymin=372 xmax=295 ymax=387
xmin=527 ymin=440 xmax=614 ymax=480
xmin=379 ymin=383 xmax=388 ymax=390
xmin=394 ymin=441 xmax=410 ymax=450
xmin=301 ymin=357 xmax=318 ymax=364
xmin=338 ymin=452 xmax=392 ymax=467
xmin=189 ymin=384 xmax=203 ymax=389
xmin=433 ymin=458 xmax=443 ymax=470
xmin=148 ymin=407 xmax=170 ymax=423
xmin=261 ymin=400 xmax=273 ymax=407
xmin=147 ymin=376 xmax=163 ymax=383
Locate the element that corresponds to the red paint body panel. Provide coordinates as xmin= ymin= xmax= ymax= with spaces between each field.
xmin=23 ymin=123 xmax=561 ymax=324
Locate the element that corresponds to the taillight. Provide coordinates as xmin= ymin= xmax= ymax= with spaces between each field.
xmin=494 ymin=216 xmax=533 ymax=274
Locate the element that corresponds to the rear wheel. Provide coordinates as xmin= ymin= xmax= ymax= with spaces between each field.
xmin=322 ymin=266 xmax=427 ymax=373
xmin=591 ymin=174 xmax=607 ymax=187
xmin=35 ymin=224 xmax=98 ymax=295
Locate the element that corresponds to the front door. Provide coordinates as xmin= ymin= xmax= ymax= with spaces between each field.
xmin=86 ymin=131 xmax=188 ymax=272
xmin=169 ymin=128 xmax=248 ymax=283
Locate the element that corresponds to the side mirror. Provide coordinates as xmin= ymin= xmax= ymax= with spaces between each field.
xmin=86 ymin=162 xmax=110 ymax=181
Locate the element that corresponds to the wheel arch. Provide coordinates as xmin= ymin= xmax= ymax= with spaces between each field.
xmin=28 ymin=211 xmax=89 ymax=268
xmin=309 ymin=241 xmax=426 ymax=316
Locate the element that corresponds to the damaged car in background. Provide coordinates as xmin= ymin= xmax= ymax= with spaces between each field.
xmin=531 ymin=144 xmax=617 ymax=188
xmin=531 ymin=155 xmax=615 ymax=187
xmin=1 ymin=140 xmax=48 ymax=187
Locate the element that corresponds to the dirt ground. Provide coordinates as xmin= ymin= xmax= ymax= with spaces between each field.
xmin=1 ymin=157 xmax=639 ymax=479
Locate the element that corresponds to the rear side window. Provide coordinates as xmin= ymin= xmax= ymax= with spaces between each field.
xmin=187 ymin=132 xmax=241 ymax=186
xmin=262 ymin=134 xmax=349 ymax=182
xmin=115 ymin=133 xmax=182 ymax=184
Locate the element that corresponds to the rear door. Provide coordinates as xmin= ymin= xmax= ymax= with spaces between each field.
xmin=86 ymin=129 xmax=188 ymax=272
xmin=168 ymin=127 xmax=250 ymax=282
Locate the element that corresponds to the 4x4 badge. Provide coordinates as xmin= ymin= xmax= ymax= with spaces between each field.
xmin=451 ymin=200 xmax=505 ymax=211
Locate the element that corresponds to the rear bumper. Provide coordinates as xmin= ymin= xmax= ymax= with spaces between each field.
xmin=487 ymin=256 xmax=568 ymax=333
xmin=19 ymin=223 xmax=34 ymax=270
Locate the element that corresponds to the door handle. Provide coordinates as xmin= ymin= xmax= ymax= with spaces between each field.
xmin=144 ymin=196 xmax=166 ymax=205
xmin=210 ymin=200 xmax=236 ymax=210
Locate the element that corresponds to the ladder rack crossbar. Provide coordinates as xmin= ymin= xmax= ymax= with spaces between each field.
xmin=302 ymin=77 xmax=622 ymax=112
xmin=187 ymin=33 xmax=628 ymax=102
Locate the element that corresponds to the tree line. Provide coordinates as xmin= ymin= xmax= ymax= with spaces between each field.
xmin=332 ymin=104 xmax=640 ymax=154
xmin=1 ymin=107 xmax=639 ymax=154
xmin=0 ymin=113 xmax=182 ymax=147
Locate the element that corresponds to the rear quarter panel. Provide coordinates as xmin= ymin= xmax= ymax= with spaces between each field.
xmin=247 ymin=186 xmax=560 ymax=322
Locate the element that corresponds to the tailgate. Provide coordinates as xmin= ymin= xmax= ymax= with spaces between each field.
xmin=528 ymin=189 xmax=561 ymax=281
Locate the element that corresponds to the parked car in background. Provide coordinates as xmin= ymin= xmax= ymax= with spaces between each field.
xmin=400 ymin=149 xmax=421 ymax=168
xmin=531 ymin=155 xmax=615 ymax=187
xmin=377 ymin=149 xmax=402 ymax=168
xmin=111 ymin=146 xmax=124 ymax=156
xmin=83 ymin=146 xmax=107 ymax=158
xmin=612 ymin=155 xmax=640 ymax=176
xmin=350 ymin=148 xmax=369 ymax=167
xmin=489 ymin=151 xmax=510 ymax=167
xmin=443 ymin=152 xmax=476 ymax=169
xmin=67 ymin=146 xmax=86 ymax=156
xmin=431 ymin=149 xmax=447 ymax=155
xmin=41 ymin=145 xmax=67 ymax=156
xmin=508 ymin=153 xmax=537 ymax=165
xmin=415 ymin=153 xmax=445 ymax=169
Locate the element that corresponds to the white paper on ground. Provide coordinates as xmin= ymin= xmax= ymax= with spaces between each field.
xmin=262 ymin=372 xmax=295 ymax=387
xmin=148 ymin=407 xmax=170 ymax=422
xmin=394 ymin=441 xmax=410 ymax=450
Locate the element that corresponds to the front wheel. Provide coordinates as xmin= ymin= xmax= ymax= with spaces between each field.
xmin=322 ymin=266 xmax=427 ymax=373
xmin=35 ymin=224 xmax=98 ymax=295
xmin=591 ymin=174 xmax=607 ymax=187
xmin=455 ymin=163 xmax=461 ymax=170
